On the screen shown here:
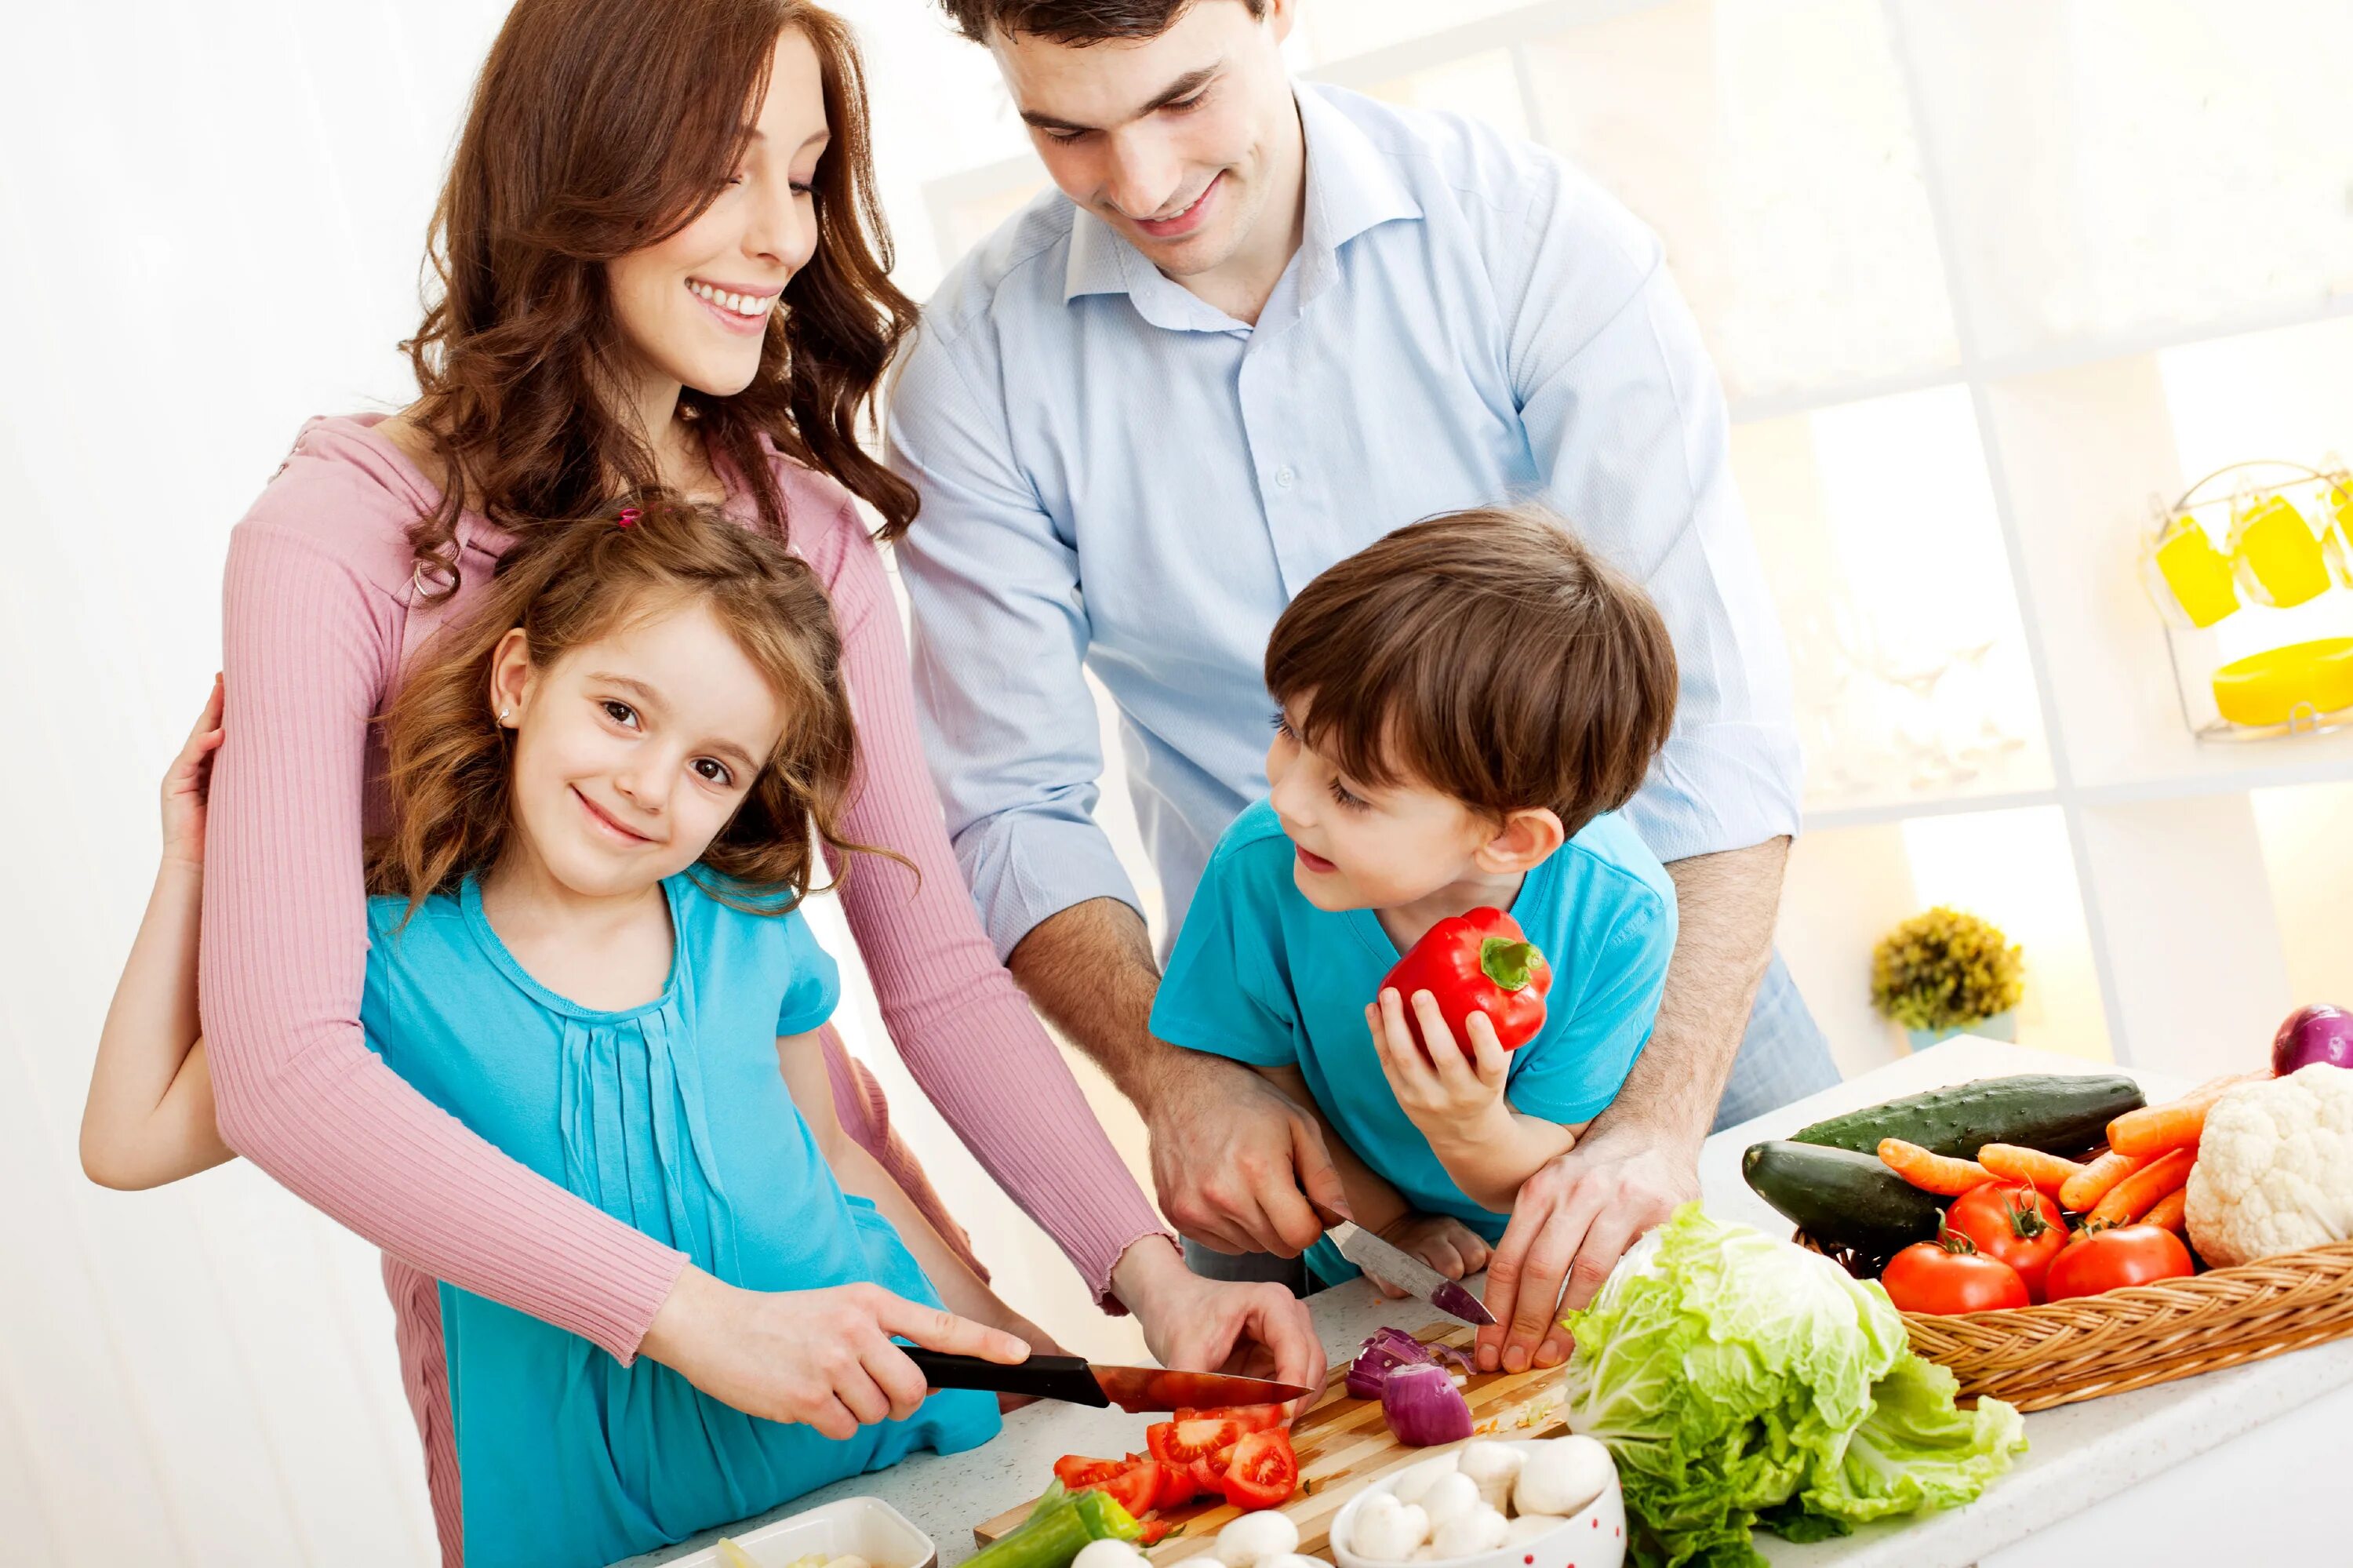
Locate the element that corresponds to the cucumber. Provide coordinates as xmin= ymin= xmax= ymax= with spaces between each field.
xmin=1788 ymin=1073 xmax=2144 ymax=1160
xmin=1741 ymin=1140 xmax=1944 ymax=1257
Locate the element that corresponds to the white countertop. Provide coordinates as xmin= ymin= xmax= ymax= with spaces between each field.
xmin=622 ymin=1039 xmax=2353 ymax=1568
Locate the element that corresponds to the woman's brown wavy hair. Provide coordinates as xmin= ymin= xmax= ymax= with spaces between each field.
xmin=402 ymin=0 xmax=918 ymax=599
xmin=369 ymin=497 xmax=881 ymax=921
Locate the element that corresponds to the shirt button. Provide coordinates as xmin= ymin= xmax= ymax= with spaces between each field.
xmin=1274 ymin=465 xmax=1297 ymax=489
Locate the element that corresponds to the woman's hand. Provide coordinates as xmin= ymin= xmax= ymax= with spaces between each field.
xmin=1362 ymin=1212 xmax=1492 ymax=1299
xmin=1113 ymin=1235 xmax=1328 ymax=1414
xmin=639 ymin=1266 xmax=1030 ymax=1440
xmin=161 ymin=675 xmax=225 ymax=871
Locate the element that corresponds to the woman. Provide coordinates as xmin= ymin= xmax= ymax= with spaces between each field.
xmin=198 ymin=0 xmax=1320 ymax=1556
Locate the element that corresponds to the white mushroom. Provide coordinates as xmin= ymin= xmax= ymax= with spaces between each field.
xmin=1071 ymin=1538 xmax=1147 ymax=1568
xmin=1453 ymin=1442 xmax=1524 ymax=1513
xmin=1504 ymin=1514 xmax=1566 ymax=1545
xmin=1212 ymin=1509 xmax=1300 ymax=1567
xmin=1387 ymin=1451 xmax=1459 ymax=1508
xmin=1431 ymin=1504 xmax=1510 ymax=1560
xmin=1347 ymin=1492 xmax=1432 ymax=1564
xmin=1260 ymin=1556 xmax=1325 ymax=1568
xmin=1511 ymin=1435 xmax=1613 ymax=1520
xmin=1417 ymin=1471 xmax=1482 ymax=1533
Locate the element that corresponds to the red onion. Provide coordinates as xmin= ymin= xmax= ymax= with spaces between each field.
xmin=1380 ymin=1362 xmax=1473 ymax=1446
xmin=1345 ymin=1326 xmax=1472 ymax=1401
xmin=2275 ymin=1003 xmax=2353 ymax=1075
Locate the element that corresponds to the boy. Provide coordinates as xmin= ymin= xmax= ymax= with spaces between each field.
xmin=1149 ymin=506 xmax=1681 ymax=1291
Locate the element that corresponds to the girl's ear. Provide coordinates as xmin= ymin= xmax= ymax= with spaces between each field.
xmin=486 ymin=628 xmax=535 ymax=728
xmin=1474 ymin=806 xmax=1566 ymax=875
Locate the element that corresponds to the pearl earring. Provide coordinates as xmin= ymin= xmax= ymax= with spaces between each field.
xmin=500 ymin=708 xmax=513 ymax=723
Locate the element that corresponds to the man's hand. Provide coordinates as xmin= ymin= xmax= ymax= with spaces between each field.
xmin=1364 ymin=1211 xmax=1491 ymax=1300
xmin=1147 ymin=1050 xmax=1350 ymax=1257
xmin=1474 ymin=1119 xmax=1699 ymax=1373
xmin=1115 ymin=1236 xmax=1328 ymax=1410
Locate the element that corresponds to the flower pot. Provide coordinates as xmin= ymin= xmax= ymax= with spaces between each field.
xmin=1904 ymin=1009 xmax=2017 ymax=1053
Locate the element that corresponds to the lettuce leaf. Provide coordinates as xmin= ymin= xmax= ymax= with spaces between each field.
xmin=1558 ymin=1206 xmax=2024 ymax=1567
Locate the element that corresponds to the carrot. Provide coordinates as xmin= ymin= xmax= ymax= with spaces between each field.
xmin=2105 ymin=1074 xmax=2261 ymax=1158
xmin=2090 ymin=1147 xmax=2195 ymax=1226
xmin=2059 ymin=1148 xmax=2150 ymax=1213
xmin=1877 ymin=1137 xmax=1994 ymax=1196
xmin=2141 ymin=1188 xmax=2189 ymax=1233
xmin=1976 ymin=1144 xmax=2084 ymax=1198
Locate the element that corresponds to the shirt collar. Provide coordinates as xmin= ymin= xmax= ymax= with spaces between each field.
xmin=1062 ymin=82 xmax=1424 ymax=327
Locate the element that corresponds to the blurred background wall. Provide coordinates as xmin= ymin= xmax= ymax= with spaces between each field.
xmin=3 ymin=2 xmax=2351 ymax=1561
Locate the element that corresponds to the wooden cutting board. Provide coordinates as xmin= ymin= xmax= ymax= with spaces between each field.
xmin=972 ymin=1325 xmax=1569 ymax=1564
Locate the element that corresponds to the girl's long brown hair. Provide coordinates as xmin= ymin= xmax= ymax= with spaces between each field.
xmin=369 ymin=498 xmax=874 ymax=919
xmin=402 ymin=0 xmax=918 ymax=600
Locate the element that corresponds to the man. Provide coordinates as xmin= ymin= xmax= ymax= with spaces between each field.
xmin=889 ymin=0 xmax=1841 ymax=1373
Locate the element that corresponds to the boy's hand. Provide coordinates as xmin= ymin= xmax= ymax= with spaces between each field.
xmin=161 ymin=675 xmax=225 ymax=871
xmin=1362 ymin=1211 xmax=1493 ymax=1298
xmin=1367 ymin=987 xmax=1512 ymax=1141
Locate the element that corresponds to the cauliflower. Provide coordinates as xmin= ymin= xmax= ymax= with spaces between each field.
xmin=2185 ymin=1064 xmax=2353 ymax=1268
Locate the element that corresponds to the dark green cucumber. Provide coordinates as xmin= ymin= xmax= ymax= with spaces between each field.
xmin=1742 ymin=1140 xmax=1944 ymax=1257
xmin=1789 ymin=1073 xmax=2145 ymax=1160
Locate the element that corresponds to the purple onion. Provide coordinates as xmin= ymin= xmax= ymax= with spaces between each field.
xmin=2275 ymin=1003 xmax=2353 ymax=1075
xmin=1380 ymin=1363 xmax=1474 ymax=1447
xmin=1345 ymin=1326 xmax=1472 ymax=1401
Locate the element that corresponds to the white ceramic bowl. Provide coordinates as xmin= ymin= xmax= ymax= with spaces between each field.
xmin=1328 ymin=1440 xmax=1625 ymax=1568
xmin=661 ymin=1495 xmax=939 ymax=1568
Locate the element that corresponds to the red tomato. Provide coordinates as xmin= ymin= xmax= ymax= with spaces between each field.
xmin=1088 ymin=1463 xmax=1163 ymax=1521
xmin=1947 ymin=1181 xmax=2069 ymax=1302
xmin=1220 ymin=1428 xmax=1300 ymax=1512
xmin=1146 ymin=1460 xmax=1198 ymax=1512
xmin=1881 ymin=1239 xmax=2030 ymax=1315
xmin=1144 ymin=1422 xmax=1181 ymax=1468
xmin=1135 ymin=1518 xmax=1173 ymax=1546
xmin=1161 ymin=1416 xmax=1242 ymax=1463
xmin=2043 ymin=1224 xmax=2195 ymax=1302
xmin=1195 ymin=1404 xmax=1289 ymax=1436
xmin=1052 ymin=1455 xmax=1127 ymax=1490
xmin=1186 ymin=1444 xmax=1237 ymax=1495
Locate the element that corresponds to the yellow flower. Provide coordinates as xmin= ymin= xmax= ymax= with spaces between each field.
xmin=1871 ymin=906 xmax=2024 ymax=1029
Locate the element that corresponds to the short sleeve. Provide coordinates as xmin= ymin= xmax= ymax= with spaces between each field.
xmin=1504 ymin=897 xmax=1675 ymax=1124
xmin=775 ymin=912 xmax=843 ymax=1036
xmin=1148 ymin=839 xmax=1300 ymax=1068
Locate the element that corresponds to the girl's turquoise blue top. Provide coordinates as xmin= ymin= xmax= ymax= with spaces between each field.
xmin=360 ymin=875 xmax=999 ymax=1568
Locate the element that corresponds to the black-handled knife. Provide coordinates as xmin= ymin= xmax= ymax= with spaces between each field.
xmin=903 ymin=1350 xmax=1311 ymax=1411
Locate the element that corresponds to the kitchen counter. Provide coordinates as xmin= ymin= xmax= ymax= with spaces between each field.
xmin=623 ymin=1039 xmax=2353 ymax=1568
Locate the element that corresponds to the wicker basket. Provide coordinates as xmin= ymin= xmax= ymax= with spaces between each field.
xmin=1799 ymin=1234 xmax=2353 ymax=1412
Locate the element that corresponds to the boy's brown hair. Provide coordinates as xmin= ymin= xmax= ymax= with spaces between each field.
xmin=1264 ymin=507 xmax=1678 ymax=839
xmin=938 ymin=0 xmax=1264 ymax=45
xmin=369 ymin=497 xmax=878 ymax=922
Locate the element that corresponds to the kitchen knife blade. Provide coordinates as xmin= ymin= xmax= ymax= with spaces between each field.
xmin=1330 ymin=1221 xmax=1497 ymax=1326
xmin=900 ymin=1350 xmax=1311 ymax=1412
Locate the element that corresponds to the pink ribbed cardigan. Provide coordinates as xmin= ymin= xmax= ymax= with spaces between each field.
xmin=199 ymin=415 xmax=1168 ymax=1563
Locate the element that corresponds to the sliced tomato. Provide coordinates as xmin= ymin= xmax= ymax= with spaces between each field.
xmin=1160 ymin=1416 xmax=1242 ymax=1463
xmin=1192 ymin=1403 xmax=1288 ymax=1436
xmin=1134 ymin=1518 xmax=1173 ymax=1547
xmin=1149 ymin=1461 xmax=1199 ymax=1512
xmin=1184 ymin=1445 xmax=1235 ymax=1495
xmin=1144 ymin=1421 xmax=1182 ymax=1468
xmin=1052 ymin=1455 xmax=1127 ymax=1490
xmin=1220 ymin=1428 xmax=1300 ymax=1512
xmin=1088 ymin=1463 xmax=1163 ymax=1521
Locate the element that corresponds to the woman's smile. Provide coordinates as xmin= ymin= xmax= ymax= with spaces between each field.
xmin=686 ymin=276 xmax=780 ymax=336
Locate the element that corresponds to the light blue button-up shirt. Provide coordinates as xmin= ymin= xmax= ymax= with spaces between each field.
xmin=889 ymin=83 xmax=1802 ymax=965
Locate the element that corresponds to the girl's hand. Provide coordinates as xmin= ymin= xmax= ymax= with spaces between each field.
xmin=1362 ymin=1211 xmax=1493 ymax=1299
xmin=161 ymin=675 xmax=225 ymax=870
xmin=641 ymin=1267 xmax=1029 ymax=1440
xmin=1368 ymin=988 xmax=1511 ymax=1139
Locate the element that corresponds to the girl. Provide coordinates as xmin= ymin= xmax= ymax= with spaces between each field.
xmin=188 ymin=1 xmax=1318 ymax=1556
xmin=86 ymin=499 xmax=1035 ymax=1567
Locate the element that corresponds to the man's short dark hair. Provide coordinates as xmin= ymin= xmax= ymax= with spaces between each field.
xmin=939 ymin=0 xmax=1266 ymax=46
xmin=1264 ymin=507 xmax=1680 ymax=839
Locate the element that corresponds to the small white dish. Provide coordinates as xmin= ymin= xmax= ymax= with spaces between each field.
xmin=1329 ymin=1441 xmax=1625 ymax=1568
xmin=660 ymin=1495 xmax=938 ymax=1568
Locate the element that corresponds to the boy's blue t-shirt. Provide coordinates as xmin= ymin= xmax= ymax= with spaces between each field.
xmin=359 ymin=875 xmax=997 ymax=1568
xmin=1151 ymin=799 xmax=1676 ymax=1283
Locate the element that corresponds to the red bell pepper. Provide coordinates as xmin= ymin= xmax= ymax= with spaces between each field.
xmin=1381 ymin=906 xmax=1551 ymax=1055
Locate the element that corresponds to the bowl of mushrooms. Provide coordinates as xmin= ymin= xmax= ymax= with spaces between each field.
xmin=1329 ymin=1437 xmax=1622 ymax=1568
